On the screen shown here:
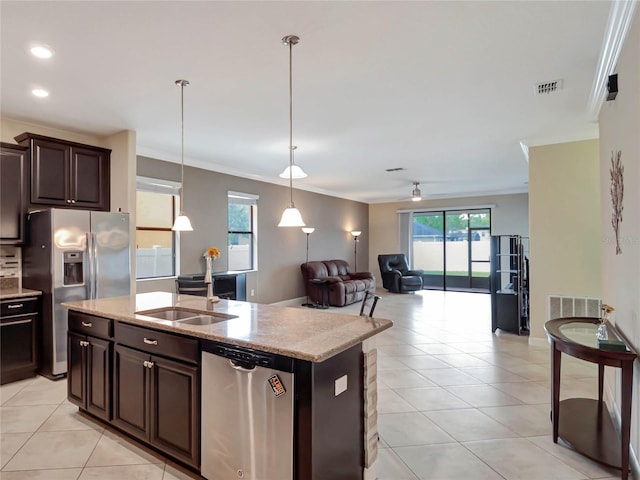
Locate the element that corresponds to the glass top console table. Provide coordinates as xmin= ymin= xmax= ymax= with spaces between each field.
xmin=545 ymin=317 xmax=637 ymax=480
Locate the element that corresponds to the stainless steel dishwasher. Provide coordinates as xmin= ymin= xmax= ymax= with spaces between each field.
xmin=201 ymin=342 xmax=295 ymax=480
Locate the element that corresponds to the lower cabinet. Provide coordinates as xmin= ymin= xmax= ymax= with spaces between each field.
xmin=67 ymin=331 xmax=112 ymax=421
xmin=1 ymin=297 xmax=40 ymax=385
xmin=113 ymin=334 xmax=200 ymax=468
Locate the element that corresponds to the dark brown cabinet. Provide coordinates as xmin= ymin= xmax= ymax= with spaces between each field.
xmin=1 ymin=296 xmax=40 ymax=384
xmin=67 ymin=313 xmax=112 ymax=421
xmin=113 ymin=323 xmax=200 ymax=468
xmin=0 ymin=143 xmax=28 ymax=245
xmin=15 ymin=132 xmax=110 ymax=211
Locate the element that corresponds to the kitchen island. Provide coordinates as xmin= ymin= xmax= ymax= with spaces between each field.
xmin=63 ymin=291 xmax=392 ymax=480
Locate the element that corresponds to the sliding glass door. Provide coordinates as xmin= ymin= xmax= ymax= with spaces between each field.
xmin=412 ymin=209 xmax=490 ymax=292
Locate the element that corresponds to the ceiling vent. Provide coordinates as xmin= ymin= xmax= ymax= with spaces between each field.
xmin=535 ymin=79 xmax=563 ymax=95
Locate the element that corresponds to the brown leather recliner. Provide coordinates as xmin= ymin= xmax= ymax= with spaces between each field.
xmin=301 ymin=259 xmax=376 ymax=307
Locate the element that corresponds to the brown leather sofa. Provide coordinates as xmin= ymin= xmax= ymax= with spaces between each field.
xmin=301 ymin=259 xmax=376 ymax=307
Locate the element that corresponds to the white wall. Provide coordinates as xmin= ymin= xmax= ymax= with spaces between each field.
xmin=598 ymin=7 xmax=640 ymax=471
xmin=528 ymin=139 xmax=602 ymax=340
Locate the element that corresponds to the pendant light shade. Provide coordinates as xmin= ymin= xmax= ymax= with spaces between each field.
xmin=172 ymin=79 xmax=193 ymax=232
xmin=279 ymin=146 xmax=307 ymax=179
xmin=278 ymin=35 xmax=305 ymax=228
xmin=172 ymin=214 xmax=193 ymax=231
xmin=278 ymin=207 xmax=305 ymax=227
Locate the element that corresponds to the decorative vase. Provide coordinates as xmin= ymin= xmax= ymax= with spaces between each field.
xmin=205 ymin=256 xmax=212 ymax=284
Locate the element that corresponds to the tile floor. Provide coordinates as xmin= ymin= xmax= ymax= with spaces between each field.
xmin=0 ymin=290 xmax=630 ymax=479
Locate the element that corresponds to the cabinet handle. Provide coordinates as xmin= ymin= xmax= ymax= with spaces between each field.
xmin=143 ymin=338 xmax=158 ymax=345
xmin=81 ymin=321 xmax=93 ymax=328
xmin=80 ymin=340 xmax=89 ymax=347
xmin=143 ymin=360 xmax=154 ymax=369
xmin=7 ymin=303 xmax=23 ymax=309
xmin=1 ymin=319 xmax=32 ymax=327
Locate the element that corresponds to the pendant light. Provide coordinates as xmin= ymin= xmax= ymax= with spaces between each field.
xmin=172 ymin=79 xmax=193 ymax=231
xmin=411 ymin=182 xmax=422 ymax=202
xmin=278 ymin=35 xmax=306 ymax=227
xmin=279 ymin=146 xmax=307 ymax=179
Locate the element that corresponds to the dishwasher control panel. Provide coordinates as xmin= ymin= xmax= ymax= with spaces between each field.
xmin=211 ymin=345 xmax=273 ymax=367
xmin=201 ymin=341 xmax=295 ymax=373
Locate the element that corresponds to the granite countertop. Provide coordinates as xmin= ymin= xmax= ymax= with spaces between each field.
xmin=0 ymin=287 xmax=43 ymax=300
xmin=63 ymin=291 xmax=393 ymax=362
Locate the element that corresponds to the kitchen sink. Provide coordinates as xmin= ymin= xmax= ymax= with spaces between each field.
xmin=136 ymin=307 xmax=237 ymax=324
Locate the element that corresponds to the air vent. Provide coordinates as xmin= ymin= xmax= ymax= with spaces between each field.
xmin=547 ymin=295 xmax=601 ymax=320
xmin=535 ymin=79 xmax=563 ymax=95
xmin=385 ymin=167 xmax=404 ymax=172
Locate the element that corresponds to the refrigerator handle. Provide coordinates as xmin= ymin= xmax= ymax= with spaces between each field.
xmin=92 ymin=232 xmax=99 ymax=299
xmin=86 ymin=232 xmax=94 ymax=300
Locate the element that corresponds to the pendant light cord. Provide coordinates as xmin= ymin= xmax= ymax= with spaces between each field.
xmin=288 ymin=40 xmax=294 ymax=207
xmin=180 ymin=81 xmax=185 ymax=212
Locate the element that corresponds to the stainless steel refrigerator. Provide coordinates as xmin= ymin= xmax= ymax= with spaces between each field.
xmin=23 ymin=209 xmax=130 ymax=378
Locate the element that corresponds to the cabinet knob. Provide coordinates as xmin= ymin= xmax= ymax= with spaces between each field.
xmin=143 ymin=360 xmax=154 ymax=369
xmin=67 ymin=199 xmax=72 ymax=204
xmin=143 ymin=338 xmax=158 ymax=346
xmin=80 ymin=340 xmax=89 ymax=347
xmin=81 ymin=321 xmax=93 ymax=328
xmin=71 ymin=199 xmax=76 ymax=204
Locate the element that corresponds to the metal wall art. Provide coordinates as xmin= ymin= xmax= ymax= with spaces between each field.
xmin=609 ymin=150 xmax=624 ymax=255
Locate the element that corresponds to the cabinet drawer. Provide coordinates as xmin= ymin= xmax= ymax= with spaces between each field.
xmin=1 ymin=297 xmax=38 ymax=317
xmin=115 ymin=322 xmax=199 ymax=364
xmin=68 ymin=311 xmax=113 ymax=339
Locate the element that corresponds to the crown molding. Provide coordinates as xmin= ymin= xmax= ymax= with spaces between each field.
xmin=587 ymin=0 xmax=638 ymax=119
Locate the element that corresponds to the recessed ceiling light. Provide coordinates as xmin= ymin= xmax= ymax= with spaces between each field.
xmin=29 ymin=43 xmax=54 ymax=59
xmin=32 ymin=88 xmax=49 ymax=98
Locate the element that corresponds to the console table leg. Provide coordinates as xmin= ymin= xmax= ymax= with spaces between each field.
xmin=598 ymin=363 xmax=604 ymax=409
xmin=551 ymin=341 xmax=561 ymax=443
xmin=621 ymin=361 xmax=632 ymax=480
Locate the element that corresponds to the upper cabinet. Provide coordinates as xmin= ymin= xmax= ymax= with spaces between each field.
xmin=15 ymin=133 xmax=111 ymax=211
xmin=0 ymin=142 xmax=28 ymax=245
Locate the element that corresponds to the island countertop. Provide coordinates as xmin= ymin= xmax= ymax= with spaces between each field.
xmin=63 ymin=291 xmax=393 ymax=362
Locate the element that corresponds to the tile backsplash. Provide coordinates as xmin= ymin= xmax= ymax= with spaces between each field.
xmin=0 ymin=246 xmax=21 ymax=289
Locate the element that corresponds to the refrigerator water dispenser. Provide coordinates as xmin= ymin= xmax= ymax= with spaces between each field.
xmin=63 ymin=251 xmax=84 ymax=285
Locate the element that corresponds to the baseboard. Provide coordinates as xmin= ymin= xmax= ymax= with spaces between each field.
xmin=269 ymin=296 xmax=306 ymax=307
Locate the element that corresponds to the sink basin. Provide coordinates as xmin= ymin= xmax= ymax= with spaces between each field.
xmin=138 ymin=308 xmax=199 ymax=322
xmin=177 ymin=315 xmax=227 ymax=326
xmin=136 ymin=307 xmax=238 ymax=325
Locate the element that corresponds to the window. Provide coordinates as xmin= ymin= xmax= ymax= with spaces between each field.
xmin=228 ymin=191 xmax=258 ymax=271
xmin=135 ymin=177 xmax=180 ymax=279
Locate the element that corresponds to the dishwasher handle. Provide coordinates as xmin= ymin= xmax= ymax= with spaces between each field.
xmin=229 ymin=359 xmax=256 ymax=372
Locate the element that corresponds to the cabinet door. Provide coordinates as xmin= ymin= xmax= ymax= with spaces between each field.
xmin=150 ymin=355 xmax=200 ymax=467
xmin=0 ymin=314 xmax=38 ymax=385
xmin=31 ymin=138 xmax=70 ymax=205
xmin=113 ymin=344 xmax=149 ymax=440
xmin=67 ymin=331 xmax=86 ymax=407
xmin=86 ymin=336 xmax=111 ymax=421
xmin=0 ymin=145 xmax=26 ymax=244
xmin=70 ymin=147 xmax=109 ymax=210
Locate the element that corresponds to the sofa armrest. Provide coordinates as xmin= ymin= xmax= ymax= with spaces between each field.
xmin=350 ymin=271 xmax=374 ymax=280
xmin=405 ymin=269 xmax=423 ymax=277
xmin=317 ymin=276 xmax=343 ymax=284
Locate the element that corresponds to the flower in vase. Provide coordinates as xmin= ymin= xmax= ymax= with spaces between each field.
xmin=600 ymin=304 xmax=614 ymax=323
xmin=204 ymin=247 xmax=220 ymax=259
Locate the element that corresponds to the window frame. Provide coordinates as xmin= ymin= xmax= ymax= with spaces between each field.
xmin=227 ymin=191 xmax=258 ymax=272
xmin=135 ymin=176 xmax=182 ymax=280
